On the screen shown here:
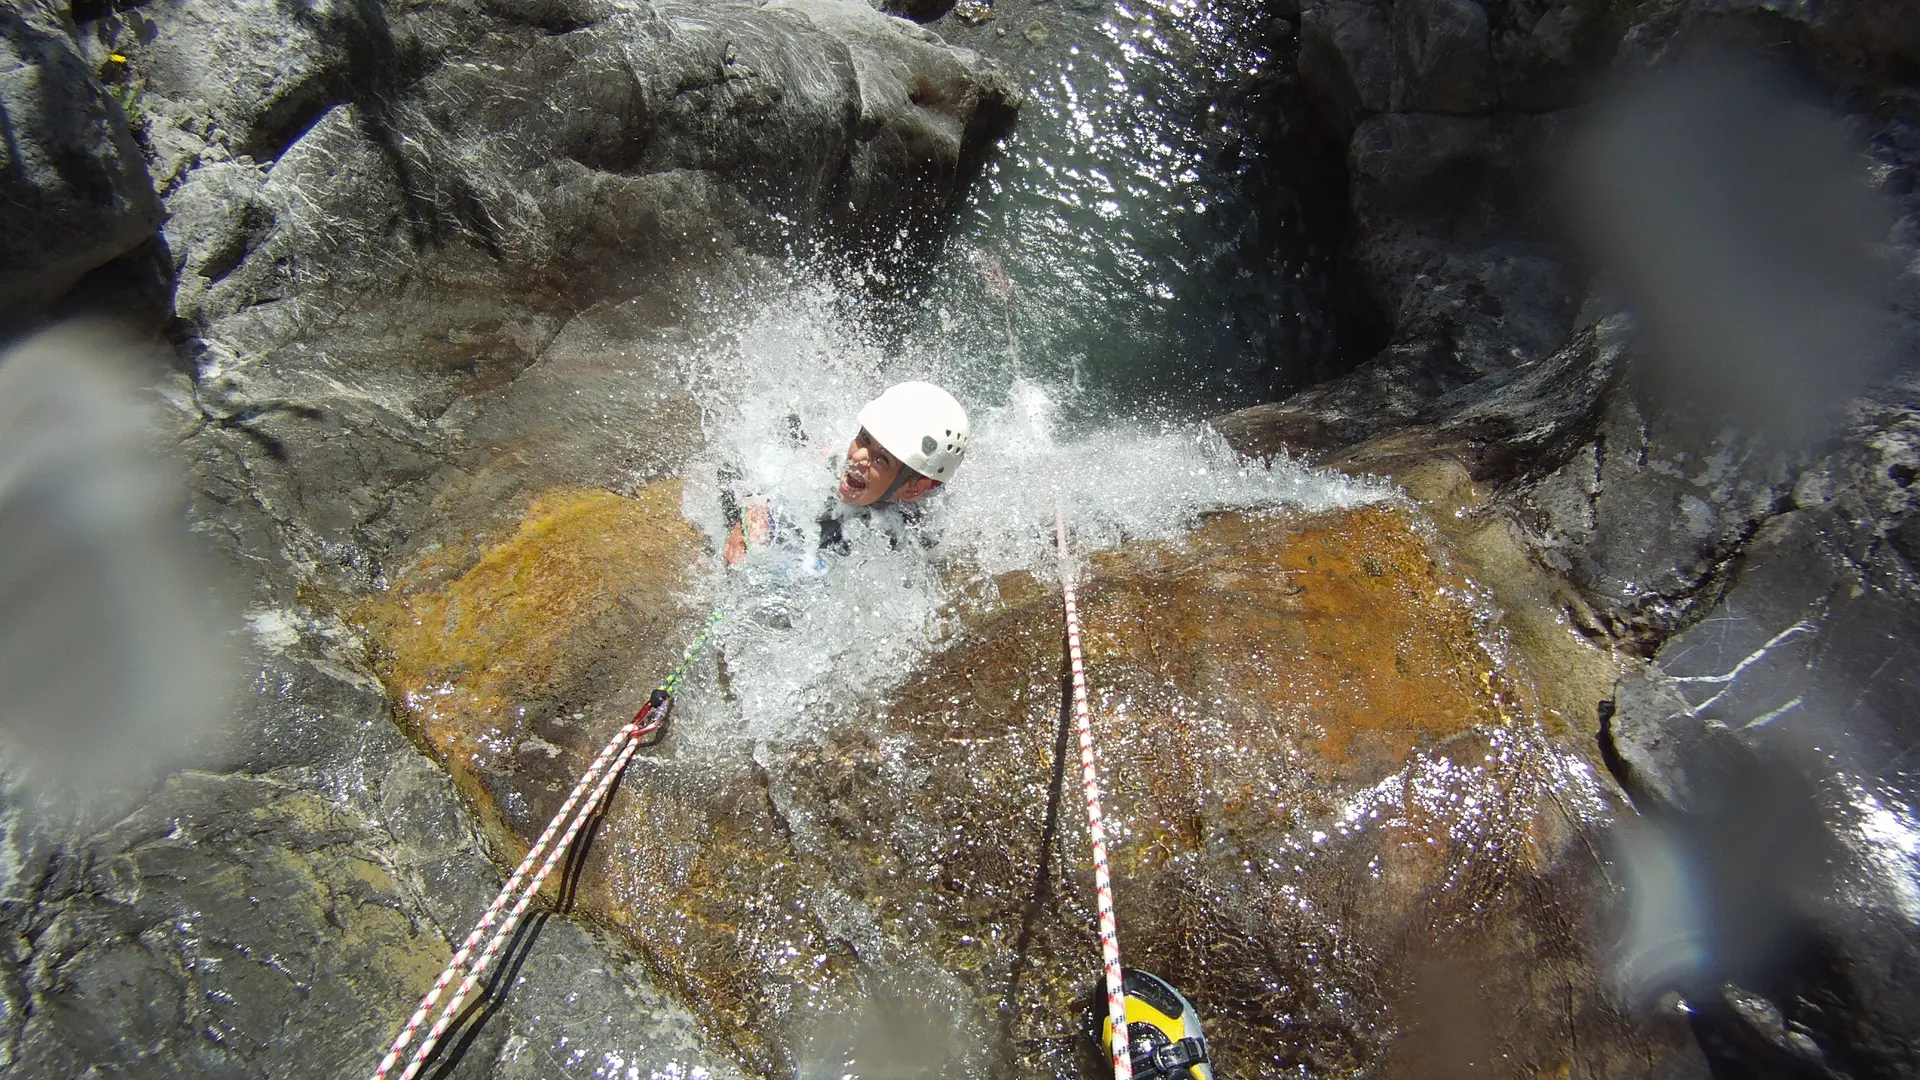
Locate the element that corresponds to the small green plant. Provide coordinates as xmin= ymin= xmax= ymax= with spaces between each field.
xmin=99 ymin=53 xmax=150 ymax=139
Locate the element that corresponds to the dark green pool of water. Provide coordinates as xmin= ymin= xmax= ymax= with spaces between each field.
xmin=907 ymin=0 xmax=1347 ymax=424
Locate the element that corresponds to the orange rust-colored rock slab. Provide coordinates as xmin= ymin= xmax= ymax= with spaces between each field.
xmin=360 ymin=483 xmax=703 ymax=842
xmin=357 ymin=497 xmax=1687 ymax=1080
xmin=811 ymin=505 xmax=1645 ymax=1078
xmin=1095 ymin=506 xmax=1529 ymax=772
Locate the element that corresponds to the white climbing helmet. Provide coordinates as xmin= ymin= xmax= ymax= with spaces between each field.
xmin=857 ymin=380 xmax=970 ymax=482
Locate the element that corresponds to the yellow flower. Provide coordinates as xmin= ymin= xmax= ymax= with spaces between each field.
xmin=108 ymin=53 xmax=127 ymax=63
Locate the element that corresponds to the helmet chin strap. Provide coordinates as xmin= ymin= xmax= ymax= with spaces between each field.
xmin=873 ymin=464 xmax=919 ymax=505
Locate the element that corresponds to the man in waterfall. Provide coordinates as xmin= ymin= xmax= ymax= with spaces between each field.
xmin=721 ymin=380 xmax=969 ymax=566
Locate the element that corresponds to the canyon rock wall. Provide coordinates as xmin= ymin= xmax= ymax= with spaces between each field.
xmin=1217 ymin=1 xmax=1920 ymax=1075
xmin=0 ymin=5 xmax=162 ymax=322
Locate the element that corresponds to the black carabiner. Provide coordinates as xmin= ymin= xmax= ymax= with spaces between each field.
xmin=635 ymin=688 xmax=675 ymax=744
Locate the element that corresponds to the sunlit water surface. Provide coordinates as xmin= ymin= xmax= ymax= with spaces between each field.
xmin=844 ymin=0 xmax=1339 ymax=418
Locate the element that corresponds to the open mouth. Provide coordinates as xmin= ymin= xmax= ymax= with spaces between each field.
xmin=838 ymin=464 xmax=867 ymax=501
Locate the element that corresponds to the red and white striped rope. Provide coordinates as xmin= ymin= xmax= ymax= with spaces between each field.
xmin=369 ymin=715 xmax=640 ymax=1080
xmin=395 ymin=722 xmax=648 ymax=1080
xmin=1056 ymin=506 xmax=1131 ymax=1080
xmin=371 ymin=703 xmax=667 ymax=1080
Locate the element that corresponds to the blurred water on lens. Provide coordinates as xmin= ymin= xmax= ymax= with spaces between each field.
xmin=1569 ymin=49 xmax=1898 ymax=438
xmin=0 ymin=324 xmax=233 ymax=818
xmin=1571 ymin=52 xmax=1919 ymax=1032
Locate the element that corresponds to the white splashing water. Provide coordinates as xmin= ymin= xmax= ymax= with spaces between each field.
xmin=1846 ymin=781 xmax=1920 ymax=924
xmin=661 ymin=281 xmax=1390 ymax=746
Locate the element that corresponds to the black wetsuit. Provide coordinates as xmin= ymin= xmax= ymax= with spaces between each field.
xmin=814 ymin=497 xmax=927 ymax=555
xmin=720 ymin=463 xmax=929 ymax=557
xmin=720 ymin=413 xmax=935 ymax=557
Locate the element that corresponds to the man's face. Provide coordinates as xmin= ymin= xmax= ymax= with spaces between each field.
xmin=838 ymin=429 xmax=903 ymax=506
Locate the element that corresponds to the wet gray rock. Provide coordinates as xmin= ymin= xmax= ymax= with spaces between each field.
xmin=1521 ymin=87 xmax=1920 ymax=1068
xmin=1492 ymin=0 xmax=1603 ymax=110
xmin=1602 ymin=436 xmax=1920 ymax=1078
xmin=158 ymin=160 xmax=270 ymax=324
xmin=98 ymin=0 xmax=364 ymax=162
xmin=1299 ymin=0 xmax=1393 ymax=140
xmin=777 ymin=0 xmax=1020 ymax=243
xmin=0 ymin=589 xmax=741 ymax=1079
xmin=1617 ymin=0 xmax=1920 ymax=84
xmin=1215 ymin=306 xmax=1626 ymax=477
xmin=1524 ymin=385 xmax=1802 ymax=645
xmin=1300 ymin=0 xmax=1605 ymax=141
xmin=1216 ymin=110 xmax=1577 ymax=463
xmin=1227 ymin=0 xmax=1920 ymax=482
xmin=1346 ymin=110 xmax=1570 ymax=361
xmin=1521 ymin=51 xmax=1920 ymax=645
xmin=478 ymin=0 xmax=616 ymax=31
xmin=1389 ymin=0 xmax=1497 ymax=113
xmin=71 ymin=0 xmax=1016 ymax=342
xmin=0 ymin=7 xmax=162 ymax=324
xmin=1239 ymin=0 xmax=1594 ymax=467
xmin=1231 ymin=5 xmax=1920 ymax=1071
xmin=156 ymin=1 xmax=1008 ymax=367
